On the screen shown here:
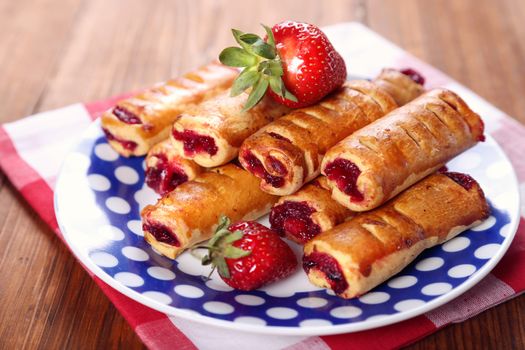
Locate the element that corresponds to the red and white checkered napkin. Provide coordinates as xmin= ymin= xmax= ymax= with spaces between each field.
xmin=0 ymin=23 xmax=524 ymax=350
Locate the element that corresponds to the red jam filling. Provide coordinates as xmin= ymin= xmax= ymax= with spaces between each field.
xmin=324 ymin=158 xmax=364 ymax=202
xmin=143 ymin=222 xmax=180 ymax=246
xmin=242 ymin=151 xmax=285 ymax=188
xmin=112 ymin=106 xmax=142 ymax=124
xmin=172 ymin=129 xmax=218 ymax=156
xmin=270 ymin=201 xmax=321 ymax=244
xmin=268 ymin=132 xmax=291 ymax=143
xmin=444 ymin=171 xmax=476 ymax=190
xmin=303 ymin=251 xmax=348 ymax=295
xmin=145 ymin=154 xmax=189 ymax=195
xmin=102 ymin=128 xmax=137 ymax=151
xmin=438 ymin=165 xmax=449 ymax=173
xmin=400 ymin=68 xmax=425 ymax=86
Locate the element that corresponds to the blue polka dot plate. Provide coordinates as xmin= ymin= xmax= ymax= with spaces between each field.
xmin=54 ymin=119 xmax=520 ymax=335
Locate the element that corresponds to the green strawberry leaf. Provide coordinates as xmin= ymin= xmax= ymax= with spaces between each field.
xmin=215 ymin=257 xmax=230 ymax=278
xmin=262 ymin=24 xmax=275 ymax=47
xmin=231 ymin=69 xmax=260 ymax=97
xmin=219 ymin=47 xmax=257 ymax=67
xmin=216 ymin=215 xmax=231 ymax=232
xmin=243 ymin=77 xmax=269 ymax=111
xmin=252 ymin=41 xmax=276 ymax=59
xmin=223 ymin=230 xmax=244 ymax=244
xmin=239 ymin=33 xmax=261 ymax=45
xmin=268 ymin=76 xmax=284 ymax=97
xmin=224 ymin=246 xmax=251 ymax=259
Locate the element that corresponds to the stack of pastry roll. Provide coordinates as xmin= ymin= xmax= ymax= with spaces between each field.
xmin=238 ymin=68 xmax=425 ymax=196
xmin=101 ymin=61 xmax=237 ymax=157
xmin=171 ymin=91 xmax=290 ymax=167
xmin=303 ymin=171 xmax=489 ymax=298
xmin=141 ymin=164 xmax=278 ymax=259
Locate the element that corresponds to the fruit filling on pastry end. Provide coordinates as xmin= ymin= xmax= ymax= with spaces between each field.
xmin=102 ymin=128 xmax=138 ymax=151
xmin=241 ymin=150 xmax=286 ymax=188
xmin=112 ymin=106 xmax=142 ymax=124
xmin=400 ymin=68 xmax=425 ymax=85
xmin=303 ymin=251 xmax=348 ymax=295
xmin=172 ymin=129 xmax=218 ymax=156
xmin=270 ymin=201 xmax=321 ymax=244
xmin=444 ymin=171 xmax=476 ymax=190
xmin=323 ymin=158 xmax=364 ymax=202
xmin=145 ymin=154 xmax=189 ymax=195
xmin=142 ymin=222 xmax=180 ymax=246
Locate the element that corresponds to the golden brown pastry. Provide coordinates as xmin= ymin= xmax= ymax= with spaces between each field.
xmin=238 ymin=69 xmax=424 ymax=196
xmin=269 ymin=177 xmax=353 ymax=244
xmin=101 ymin=62 xmax=237 ymax=157
xmin=303 ymin=172 xmax=490 ymax=299
xmin=145 ymin=139 xmax=202 ymax=195
xmin=171 ymin=92 xmax=289 ymax=167
xmin=141 ymin=164 xmax=278 ymax=259
xmin=322 ymin=88 xmax=485 ymax=211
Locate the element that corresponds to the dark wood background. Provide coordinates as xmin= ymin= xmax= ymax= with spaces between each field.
xmin=1 ymin=0 xmax=524 ymax=348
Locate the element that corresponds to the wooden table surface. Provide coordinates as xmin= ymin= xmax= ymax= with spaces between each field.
xmin=1 ymin=0 xmax=524 ymax=348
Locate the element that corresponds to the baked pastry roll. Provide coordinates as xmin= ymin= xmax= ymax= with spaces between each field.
xmin=101 ymin=62 xmax=237 ymax=157
xmin=141 ymin=164 xmax=278 ymax=259
xmin=145 ymin=139 xmax=202 ymax=195
xmin=303 ymin=172 xmax=490 ymax=299
xmin=238 ymin=69 xmax=424 ymax=196
xmin=269 ymin=177 xmax=353 ymax=244
xmin=171 ymin=92 xmax=289 ymax=167
xmin=322 ymin=88 xmax=485 ymax=211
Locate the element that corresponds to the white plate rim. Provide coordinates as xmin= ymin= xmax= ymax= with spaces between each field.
xmin=54 ymin=120 xmax=521 ymax=336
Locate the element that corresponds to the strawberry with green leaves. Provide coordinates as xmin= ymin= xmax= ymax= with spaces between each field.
xmin=195 ymin=216 xmax=297 ymax=291
xmin=219 ymin=20 xmax=347 ymax=110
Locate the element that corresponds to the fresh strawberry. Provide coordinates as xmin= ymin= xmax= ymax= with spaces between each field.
xmin=218 ymin=21 xmax=346 ymax=110
xmin=195 ymin=216 xmax=297 ymax=291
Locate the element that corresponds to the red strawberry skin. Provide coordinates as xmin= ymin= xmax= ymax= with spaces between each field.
xmin=269 ymin=21 xmax=347 ymax=108
xmin=222 ymin=221 xmax=297 ymax=291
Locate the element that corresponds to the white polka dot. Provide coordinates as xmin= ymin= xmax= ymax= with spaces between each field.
xmin=95 ymin=143 xmax=119 ymax=161
xmin=122 ymin=246 xmax=149 ymax=261
xmin=203 ymin=301 xmax=234 ymax=315
xmin=266 ymin=307 xmax=298 ymax=320
xmin=366 ymin=314 xmax=389 ymax=322
xmin=359 ymin=291 xmax=391 ymax=304
xmin=442 ymin=237 xmax=471 ymax=252
xmin=90 ymin=252 xmax=118 ymax=267
xmin=142 ymin=159 xmax=147 ymax=170
xmin=493 ymin=192 xmax=515 ymax=209
xmin=388 ymin=275 xmax=418 ymax=289
xmin=471 ymin=216 xmax=496 ymax=231
xmin=105 ymin=197 xmax=131 ymax=214
xmin=235 ymin=295 xmax=265 ymax=306
xmin=143 ymin=291 xmax=172 ymax=305
xmin=421 ymin=282 xmax=453 ymax=296
xmin=499 ymin=223 xmax=512 ymax=238
xmin=147 ymin=266 xmax=176 ymax=280
xmin=326 ymin=289 xmax=336 ymax=296
xmin=455 ymin=152 xmax=482 ymax=170
xmin=134 ymin=185 xmax=158 ymax=210
xmin=486 ymin=161 xmax=511 ymax=179
xmin=299 ymin=319 xmax=333 ymax=327
xmin=205 ymin=279 xmax=234 ymax=292
xmin=415 ymin=257 xmax=444 ymax=271
xmin=234 ymin=317 xmax=267 ymax=325
xmin=177 ymin=252 xmax=214 ymax=277
xmin=330 ymin=306 xmax=362 ymax=319
xmin=297 ymin=297 xmax=328 ymax=308
xmin=127 ymin=220 xmax=144 ymax=236
xmin=174 ymin=285 xmax=204 ymax=298
xmin=98 ymin=225 xmax=125 ymax=241
xmin=115 ymin=166 xmax=139 ymax=185
xmin=448 ymin=264 xmax=476 ymax=278
xmin=394 ymin=299 xmax=425 ymax=312
xmin=87 ymin=174 xmax=110 ymax=191
xmin=474 ymin=243 xmax=501 ymax=259
xmin=114 ymin=272 xmax=144 ymax=287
